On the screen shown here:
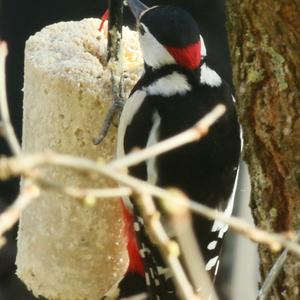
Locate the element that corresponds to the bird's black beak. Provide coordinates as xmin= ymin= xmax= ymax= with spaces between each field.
xmin=127 ymin=0 xmax=149 ymax=20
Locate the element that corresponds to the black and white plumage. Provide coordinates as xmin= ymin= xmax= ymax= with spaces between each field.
xmin=117 ymin=1 xmax=241 ymax=298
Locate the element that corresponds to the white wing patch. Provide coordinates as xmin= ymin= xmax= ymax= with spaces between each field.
xmin=211 ymin=165 xmax=240 ymax=239
xmin=116 ymin=90 xmax=147 ymax=159
xmin=134 ymin=222 xmax=141 ymax=231
xmin=147 ymin=72 xmax=191 ymax=97
xmin=214 ymin=259 xmax=220 ymax=276
xmin=207 ymin=240 xmax=217 ymax=250
xmin=200 ymin=64 xmax=222 ymax=87
xmin=206 ymin=119 xmax=244 ymax=274
xmin=210 ymin=101 xmax=244 ymax=238
xmin=205 ymin=256 xmax=219 ymax=271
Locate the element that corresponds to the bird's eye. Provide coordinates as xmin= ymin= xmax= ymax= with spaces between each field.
xmin=139 ymin=24 xmax=145 ymax=35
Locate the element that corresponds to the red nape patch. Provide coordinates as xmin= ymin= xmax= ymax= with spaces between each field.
xmin=120 ymin=200 xmax=145 ymax=276
xmin=99 ymin=9 xmax=109 ymax=32
xmin=166 ymin=42 xmax=201 ymax=70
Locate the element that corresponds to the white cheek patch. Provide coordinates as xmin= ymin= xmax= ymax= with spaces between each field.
xmin=139 ymin=24 xmax=176 ymax=69
xmin=146 ymin=72 xmax=191 ymax=97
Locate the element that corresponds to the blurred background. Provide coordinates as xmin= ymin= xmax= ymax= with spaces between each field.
xmin=0 ymin=0 xmax=258 ymax=299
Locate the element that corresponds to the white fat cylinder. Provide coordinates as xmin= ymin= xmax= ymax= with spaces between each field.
xmin=16 ymin=18 xmax=143 ymax=300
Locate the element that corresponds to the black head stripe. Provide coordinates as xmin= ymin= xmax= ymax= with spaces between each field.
xmin=140 ymin=6 xmax=200 ymax=48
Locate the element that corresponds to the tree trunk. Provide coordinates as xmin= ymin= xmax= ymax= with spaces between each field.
xmin=226 ymin=1 xmax=300 ymax=299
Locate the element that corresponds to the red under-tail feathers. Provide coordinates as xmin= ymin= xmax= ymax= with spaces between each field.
xmin=121 ymin=200 xmax=145 ymax=276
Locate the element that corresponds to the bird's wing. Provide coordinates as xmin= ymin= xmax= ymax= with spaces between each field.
xmin=205 ymin=98 xmax=244 ymax=278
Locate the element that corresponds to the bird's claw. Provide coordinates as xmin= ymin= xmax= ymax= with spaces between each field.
xmin=93 ymin=97 xmax=124 ymax=145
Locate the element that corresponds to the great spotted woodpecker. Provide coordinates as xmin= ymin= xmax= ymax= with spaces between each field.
xmin=116 ymin=0 xmax=242 ymax=298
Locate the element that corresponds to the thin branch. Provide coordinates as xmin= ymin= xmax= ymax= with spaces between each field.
xmin=0 ymin=42 xmax=35 ymax=247
xmin=1 ymin=44 xmax=299 ymax=298
xmin=0 ymin=87 xmax=224 ymax=205
xmin=257 ymin=231 xmax=300 ymax=300
xmin=162 ymin=189 xmax=219 ymax=300
xmin=29 ymin=171 xmax=132 ymax=200
xmin=1 ymin=152 xmax=300 ymax=256
xmin=109 ymin=104 xmax=226 ymax=169
xmin=0 ymin=170 xmax=131 ymax=241
xmin=41 ymin=154 xmax=300 ymax=255
xmin=0 ymin=66 xmax=221 ymax=299
xmin=136 ymin=193 xmax=201 ymax=300
xmin=0 ymin=181 xmax=39 ymax=245
xmin=0 ymin=42 xmax=21 ymax=155
xmin=50 ymin=184 xmax=131 ymax=200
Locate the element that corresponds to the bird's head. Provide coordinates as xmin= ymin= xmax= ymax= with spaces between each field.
xmin=127 ymin=0 xmax=207 ymax=70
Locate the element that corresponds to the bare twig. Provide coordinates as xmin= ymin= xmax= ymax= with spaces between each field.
xmin=109 ymin=104 xmax=226 ymax=169
xmin=0 ymin=103 xmax=225 ymax=224
xmin=0 ymin=167 xmax=130 ymax=240
xmin=1 ymin=152 xmax=300 ymax=257
xmin=0 ymin=42 xmax=21 ymax=155
xmin=0 ymin=41 xmax=27 ymax=246
xmin=28 ymin=171 xmax=132 ymax=200
xmin=0 ymin=170 xmax=130 ymax=241
xmin=136 ymin=193 xmax=201 ymax=300
xmin=1 ymin=42 xmax=299 ymax=299
xmin=0 ymin=182 xmax=39 ymax=245
xmin=162 ymin=189 xmax=219 ymax=300
xmin=257 ymin=231 xmax=300 ymax=300
xmin=49 ymin=184 xmax=131 ymax=200
xmin=0 ymin=58 xmax=221 ymax=299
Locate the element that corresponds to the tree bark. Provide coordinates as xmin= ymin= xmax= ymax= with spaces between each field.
xmin=226 ymin=1 xmax=300 ymax=299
